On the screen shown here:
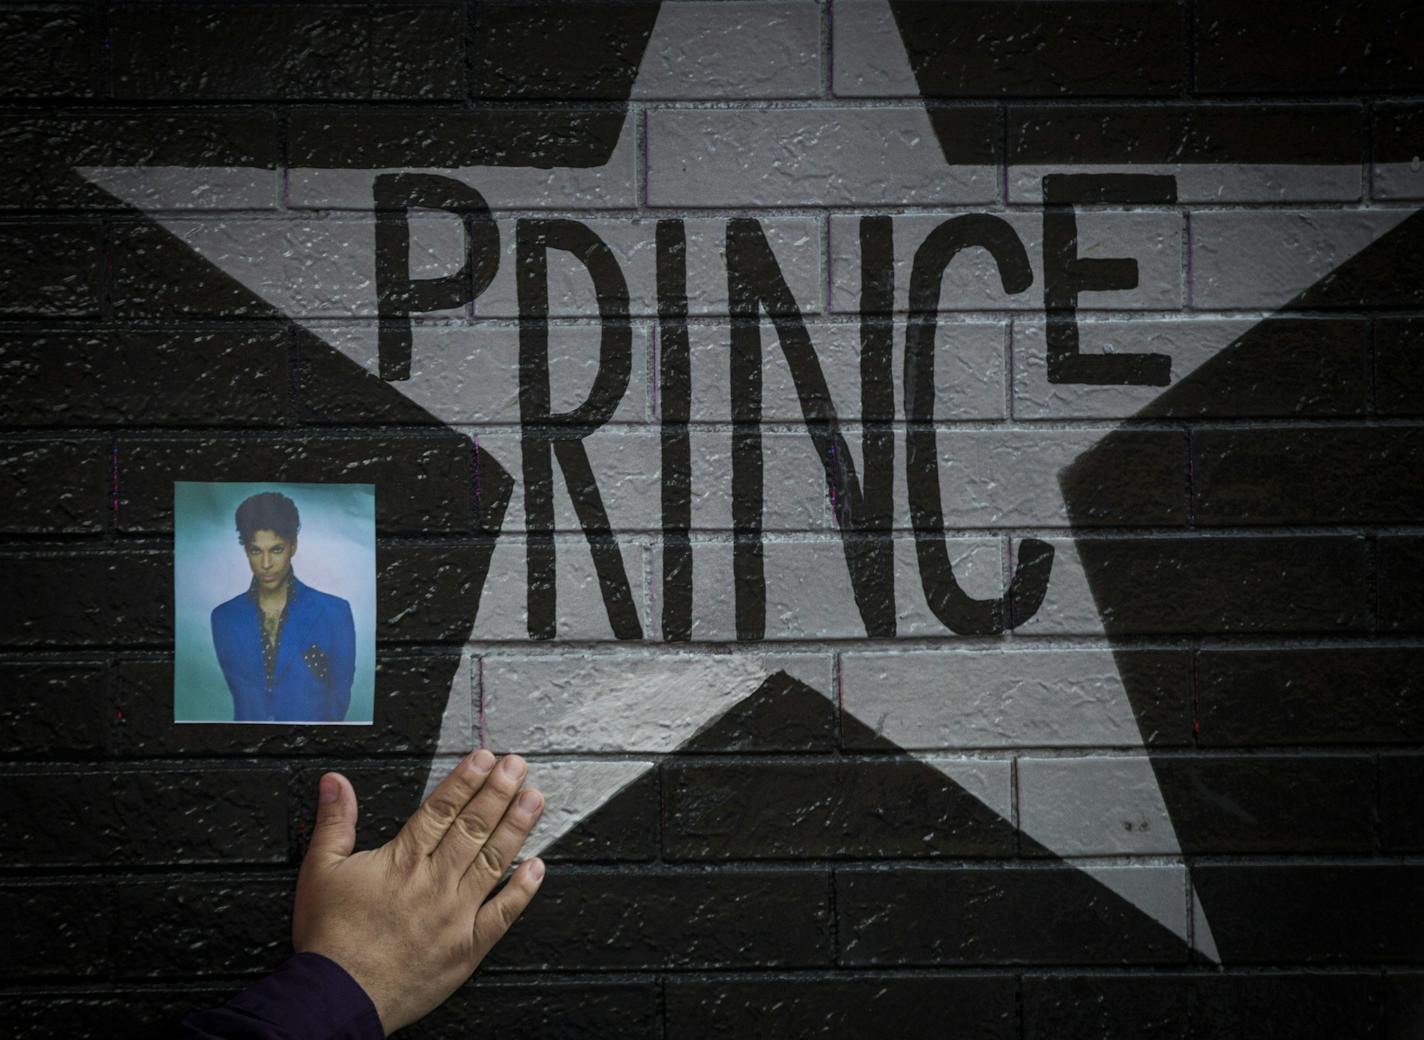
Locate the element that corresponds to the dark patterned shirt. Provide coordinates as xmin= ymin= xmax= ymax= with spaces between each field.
xmin=248 ymin=569 xmax=297 ymax=690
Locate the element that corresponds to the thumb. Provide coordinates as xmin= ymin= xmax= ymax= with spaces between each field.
xmin=306 ymin=771 xmax=358 ymax=864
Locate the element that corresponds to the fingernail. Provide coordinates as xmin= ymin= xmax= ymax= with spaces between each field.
xmin=529 ymin=858 xmax=545 ymax=882
xmin=500 ymin=754 xmax=526 ymax=778
xmin=468 ymin=749 xmax=495 ymax=775
xmin=518 ymin=789 xmax=542 ymax=813
xmin=318 ymin=775 xmax=339 ymax=804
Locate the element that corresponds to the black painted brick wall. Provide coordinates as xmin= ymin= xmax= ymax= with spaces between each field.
xmin=2 ymin=3 xmax=1421 ymax=1038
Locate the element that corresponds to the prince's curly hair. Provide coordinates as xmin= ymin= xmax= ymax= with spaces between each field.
xmin=234 ymin=491 xmax=301 ymax=547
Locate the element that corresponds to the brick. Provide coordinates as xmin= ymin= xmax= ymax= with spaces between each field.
xmin=1382 ymin=756 xmax=1424 ymax=852
xmin=1193 ymin=427 xmax=1424 ymax=525
xmin=0 ymin=7 xmax=99 ymax=98
xmin=486 ymin=868 xmax=832 ymax=969
xmin=1190 ymin=210 xmax=1419 ymax=310
xmin=1389 ymin=973 xmax=1424 ymax=1040
xmin=1023 ymin=973 xmax=1384 ymax=1040
xmin=1018 ymin=754 xmax=1375 ymax=856
xmin=411 ymin=979 xmax=661 ymax=1040
xmin=1013 ymin=318 xmax=1372 ymax=420
xmin=0 ymin=990 xmax=235 ymax=1039
xmin=1195 ymin=0 xmax=1424 ymax=93
xmin=115 ymin=653 xmax=472 ymax=757
xmin=461 ymin=535 xmax=651 ymax=642
xmin=838 ymin=865 xmax=1189 ymax=965
xmin=470 ymin=429 xmax=828 ymax=535
xmin=1377 ymin=318 xmax=1424 ymax=416
xmin=117 ymin=434 xmax=474 ymax=535
xmin=662 ymin=757 xmax=1015 ymax=859
xmin=667 ymin=975 xmax=1017 ymax=1040
xmin=1197 ymin=647 xmax=1424 ymax=746
xmin=111 ymin=768 xmax=290 ymax=865
xmin=287 ymin=108 xmax=629 ymax=171
xmin=286 ymin=122 xmax=636 ymax=210
xmin=1374 ymin=105 xmax=1424 ymax=200
xmin=109 ymin=222 xmax=283 ymax=320
xmin=829 ymin=211 xmax=1182 ymax=313
xmin=1192 ymin=865 xmax=1424 ymax=964
xmin=479 ymin=218 xmax=824 ymax=318
xmin=469 ymin=2 xmax=659 ymax=100
xmin=1019 ymin=536 xmax=1370 ymax=636
xmin=112 ymin=4 xmax=463 ymax=100
xmin=838 ymin=0 xmax=1185 ymax=98
xmin=1008 ymin=105 xmax=1363 ymax=203
xmin=0 ymin=439 xmax=108 ymax=533
xmin=842 ymin=649 xmax=1191 ymax=750
xmin=647 ymin=107 xmax=996 ymax=206
xmin=678 ymin=664 xmax=839 ymax=753
xmin=685 ymin=319 xmax=1006 ymax=422
xmin=482 ymin=653 xmax=832 ymax=754
xmin=5 ymin=551 xmax=171 ymax=648
xmin=655 ymin=535 xmax=1002 ymax=641
xmin=1379 ymin=536 xmax=1424 ymax=632
xmin=0 ymin=880 xmax=113 ymax=978
xmin=1025 ymin=973 xmax=1192 ymax=1039
xmin=0 ymin=662 xmax=108 ymax=759
xmin=0 ymin=328 xmax=289 ymax=427
xmin=0 ymin=111 xmax=278 ymax=210
xmin=0 ymin=222 xmax=102 ymax=317
xmin=529 ymin=766 xmax=659 ymax=863
xmin=378 ymin=543 xmax=506 ymax=644
xmin=631 ymin=2 xmax=821 ymax=99
xmin=117 ymin=875 xmax=292 ymax=978
xmin=297 ymin=323 xmax=649 ymax=425
xmin=0 ymin=766 xmax=288 ymax=866
xmin=113 ymin=216 xmax=465 ymax=320
xmin=881 ymin=428 xmax=1187 ymax=529
xmin=829 ymin=0 xmax=923 ymax=97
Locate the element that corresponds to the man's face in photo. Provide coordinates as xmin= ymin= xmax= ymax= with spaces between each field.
xmin=246 ymin=529 xmax=296 ymax=592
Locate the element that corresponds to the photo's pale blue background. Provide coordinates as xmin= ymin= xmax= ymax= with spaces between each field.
xmin=173 ymin=481 xmax=377 ymax=724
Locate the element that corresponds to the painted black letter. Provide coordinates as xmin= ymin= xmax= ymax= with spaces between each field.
xmin=374 ymin=173 xmax=499 ymax=382
xmin=517 ymin=219 xmax=641 ymax=641
xmin=905 ymin=214 xmax=1054 ymax=633
xmin=1042 ymin=173 xmax=1175 ymax=386
xmin=726 ymin=218 xmax=896 ymax=640
xmin=657 ymin=220 xmax=694 ymax=642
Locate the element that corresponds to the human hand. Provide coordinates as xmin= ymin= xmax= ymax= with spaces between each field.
xmin=292 ymin=750 xmax=545 ymax=1035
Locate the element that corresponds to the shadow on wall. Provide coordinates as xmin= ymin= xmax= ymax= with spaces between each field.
xmin=1059 ymin=209 xmax=1424 ymax=966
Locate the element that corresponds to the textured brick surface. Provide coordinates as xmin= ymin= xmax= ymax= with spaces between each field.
xmin=667 ymin=975 xmax=1017 ymax=1040
xmin=4 ymin=2 xmax=1421 ymax=1034
xmin=648 ymin=107 xmax=996 ymax=206
xmin=829 ymin=211 xmax=1183 ymax=312
xmin=0 ymin=328 xmax=290 ymax=426
xmin=1012 ymin=318 xmax=1371 ymax=420
xmin=1196 ymin=647 xmax=1424 ymax=746
xmin=1191 ymin=210 xmax=1419 ymax=309
xmin=1018 ymin=754 xmax=1376 ymax=855
xmin=841 ymin=649 xmax=1191 ymax=749
xmin=1023 ymin=973 xmax=1385 ymax=1040
xmin=838 ymin=865 xmax=1189 ymax=965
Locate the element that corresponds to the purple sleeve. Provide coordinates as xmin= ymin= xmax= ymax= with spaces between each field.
xmin=179 ymin=952 xmax=384 ymax=1040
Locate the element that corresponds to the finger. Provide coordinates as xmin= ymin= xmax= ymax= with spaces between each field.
xmin=431 ymin=753 xmax=527 ymax=877
xmin=304 ymin=772 xmax=358 ymax=867
xmin=393 ymin=749 xmax=496 ymax=858
xmin=459 ymin=787 xmax=544 ymax=899
xmin=472 ymin=858 xmax=545 ymax=958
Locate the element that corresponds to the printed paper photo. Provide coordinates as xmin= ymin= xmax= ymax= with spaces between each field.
xmin=173 ymin=481 xmax=376 ymax=725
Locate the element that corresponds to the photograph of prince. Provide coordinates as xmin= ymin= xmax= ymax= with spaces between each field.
xmin=210 ymin=491 xmax=357 ymax=723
